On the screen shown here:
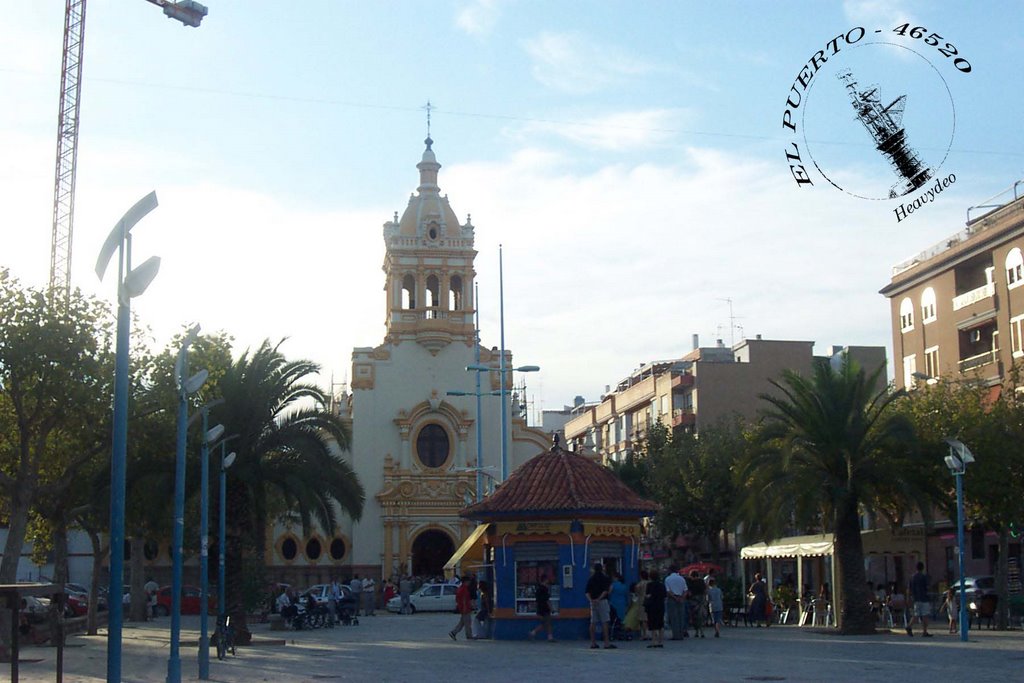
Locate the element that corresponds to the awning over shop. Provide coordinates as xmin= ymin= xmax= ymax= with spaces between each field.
xmin=444 ymin=523 xmax=490 ymax=579
xmin=739 ymin=528 xmax=926 ymax=560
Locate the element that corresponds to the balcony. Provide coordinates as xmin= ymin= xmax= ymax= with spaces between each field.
xmin=671 ymin=373 xmax=694 ymax=390
xmin=672 ymin=409 xmax=695 ymax=428
xmin=959 ymin=349 xmax=998 ymax=373
xmin=952 ymin=282 xmax=995 ymax=311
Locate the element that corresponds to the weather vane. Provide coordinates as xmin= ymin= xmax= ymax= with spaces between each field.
xmin=422 ymin=100 xmax=434 ymax=138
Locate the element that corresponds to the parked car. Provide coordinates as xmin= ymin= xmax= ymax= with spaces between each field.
xmin=300 ymin=584 xmax=357 ymax=610
xmin=949 ymin=575 xmax=996 ymax=604
xmin=155 ymin=585 xmax=216 ymax=616
xmin=386 ymin=583 xmax=458 ymax=613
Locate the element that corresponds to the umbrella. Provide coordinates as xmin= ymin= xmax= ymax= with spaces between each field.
xmin=679 ymin=562 xmax=722 ymax=576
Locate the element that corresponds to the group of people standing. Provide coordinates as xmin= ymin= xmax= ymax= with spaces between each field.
xmin=586 ymin=563 xmax=724 ymax=649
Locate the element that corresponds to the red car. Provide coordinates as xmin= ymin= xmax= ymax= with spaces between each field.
xmin=155 ymin=585 xmax=216 ymax=616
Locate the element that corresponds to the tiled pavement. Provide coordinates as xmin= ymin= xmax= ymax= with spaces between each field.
xmin=11 ymin=612 xmax=1023 ymax=682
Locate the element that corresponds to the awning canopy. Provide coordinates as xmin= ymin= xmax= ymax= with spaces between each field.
xmin=739 ymin=528 xmax=926 ymax=560
xmin=443 ymin=524 xmax=490 ymax=579
xmin=740 ymin=534 xmax=833 ymax=560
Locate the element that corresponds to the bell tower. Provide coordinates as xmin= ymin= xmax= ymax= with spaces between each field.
xmin=381 ymin=137 xmax=477 ymax=353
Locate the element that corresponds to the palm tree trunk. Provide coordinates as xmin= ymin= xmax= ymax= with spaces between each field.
xmin=996 ymin=527 xmax=1009 ymax=630
xmin=833 ymin=498 xmax=875 ymax=634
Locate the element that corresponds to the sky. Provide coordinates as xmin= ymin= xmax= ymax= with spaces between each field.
xmin=2 ymin=1 xmax=1022 ymax=420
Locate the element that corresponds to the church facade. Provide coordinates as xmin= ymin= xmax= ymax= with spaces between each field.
xmin=265 ymin=138 xmax=548 ymax=585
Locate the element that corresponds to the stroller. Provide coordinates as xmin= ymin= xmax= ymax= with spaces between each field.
xmin=335 ymin=592 xmax=359 ymax=626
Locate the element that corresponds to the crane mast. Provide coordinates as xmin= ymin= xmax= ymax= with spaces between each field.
xmin=46 ymin=0 xmax=207 ymax=304
xmin=48 ymin=0 xmax=87 ymax=303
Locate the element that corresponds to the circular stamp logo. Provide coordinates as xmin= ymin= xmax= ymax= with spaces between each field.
xmin=783 ymin=25 xmax=971 ymax=221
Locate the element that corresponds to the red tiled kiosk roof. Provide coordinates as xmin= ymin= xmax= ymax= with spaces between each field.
xmin=460 ymin=445 xmax=658 ymax=520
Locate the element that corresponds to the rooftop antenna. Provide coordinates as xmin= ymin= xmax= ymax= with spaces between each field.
xmin=717 ymin=297 xmax=743 ymax=348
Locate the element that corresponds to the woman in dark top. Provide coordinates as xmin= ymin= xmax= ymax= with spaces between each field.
xmin=644 ymin=570 xmax=666 ymax=648
xmin=748 ymin=572 xmax=768 ymax=627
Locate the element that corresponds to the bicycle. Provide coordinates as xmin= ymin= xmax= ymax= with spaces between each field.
xmin=215 ymin=614 xmax=235 ymax=660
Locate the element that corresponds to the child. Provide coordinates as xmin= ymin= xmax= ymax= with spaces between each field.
xmin=940 ymin=587 xmax=957 ymax=634
xmin=706 ymin=577 xmax=724 ymax=638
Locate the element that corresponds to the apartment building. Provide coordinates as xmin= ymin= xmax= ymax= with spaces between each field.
xmin=880 ymin=183 xmax=1024 ymax=391
xmin=564 ymin=338 xmax=885 ymax=462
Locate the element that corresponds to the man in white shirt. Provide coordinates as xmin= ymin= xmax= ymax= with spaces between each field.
xmin=664 ymin=565 xmax=689 ymax=640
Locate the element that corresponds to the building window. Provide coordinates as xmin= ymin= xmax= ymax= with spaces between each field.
xmin=415 ymin=423 xmax=450 ymax=468
xmin=449 ymin=275 xmax=463 ymax=310
xmin=1011 ymin=314 xmax=1024 ymax=358
xmin=330 ymin=538 xmax=347 ymax=561
xmin=280 ymin=537 xmax=298 ymax=561
xmin=514 ymin=542 xmax=560 ymax=616
xmin=401 ymin=274 xmax=416 ymax=309
xmin=921 ymin=287 xmax=937 ymax=324
xmin=924 ymin=346 xmax=939 ymax=380
xmin=903 ymin=354 xmax=917 ymax=390
xmin=306 ymin=537 xmax=322 ymax=561
xmin=1007 ymin=248 xmax=1024 ymax=289
xmin=900 ymin=297 xmax=914 ymax=332
xmin=426 ymin=274 xmax=440 ymax=308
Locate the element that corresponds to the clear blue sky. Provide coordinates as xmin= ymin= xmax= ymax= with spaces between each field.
xmin=2 ymin=1 xmax=1022 ymax=414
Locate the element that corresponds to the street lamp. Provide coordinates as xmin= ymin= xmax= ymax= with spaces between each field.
xmin=467 ymin=362 xmax=539 ymax=482
xmin=944 ymin=438 xmax=975 ymax=643
xmin=168 ymin=325 xmax=209 ymax=683
xmin=219 ymin=444 xmax=237 ymax=630
xmin=447 ymin=385 xmax=501 ymax=502
xmin=94 ymin=191 xmax=160 ymax=683
xmin=196 ymin=405 xmax=224 ymax=680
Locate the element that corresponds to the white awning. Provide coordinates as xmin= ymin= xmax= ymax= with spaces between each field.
xmin=443 ymin=524 xmax=490 ymax=578
xmin=740 ymin=534 xmax=834 ymax=560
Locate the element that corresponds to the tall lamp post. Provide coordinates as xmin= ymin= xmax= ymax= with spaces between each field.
xmin=196 ymin=407 xmax=224 ymax=680
xmin=94 ymin=191 xmax=160 ymax=683
xmin=168 ymin=325 xmax=209 ymax=683
xmin=446 ymin=388 xmax=501 ymax=502
xmin=944 ymin=438 xmax=975 ymax=643
xmin=219 ymin=444 xmax=237 ymax=630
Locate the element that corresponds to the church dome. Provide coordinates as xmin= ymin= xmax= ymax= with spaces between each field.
xmin=396 ymin=137 xmax=461 ymax=238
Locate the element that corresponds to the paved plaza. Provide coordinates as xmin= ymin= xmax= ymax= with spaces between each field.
xmin=11 ymin=613 xmax=1023 ymax=682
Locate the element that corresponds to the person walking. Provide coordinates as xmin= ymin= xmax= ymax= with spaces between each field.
xmin=609 ymin=572 xmax=628 ymax=638
xmin=940 ymin=587 xmax=957 ymax=634
xmin=687 ymin=570 xmax=707 ymax=637
xmin=449 ymin=575 xmax=474 ymax=641
xmin=144 ymin=577 xmax=159 ymax=619
xmin=363 ymin=576 xmax=376 ymax=615
xmin=328 ymin=577 xmax=342 ymax=626
xmin=748 ymin=572 xmax=768 ymax=627
xmin=349 ymin=575 xmax=363 ymax=617
xmin=586 ymin=563 xmax=615 ymax=649
xmin=644 ymin=569 xmax=666 ymax=648
xmin=906 ymin=562 xmax=933 ymax=637
xmin=399 ymin=575 xmax=413 ymax=615
xmin=664 ymin=565 xmax=688 ymax=640
xmin=706 ymin=577 xmax=724 ymax=638
xmin=528 ymin=576 xmax=555 ymax=641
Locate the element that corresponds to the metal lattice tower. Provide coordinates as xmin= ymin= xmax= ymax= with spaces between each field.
xmin=49 ymin=0 xmax=87 ymax=304
xmin=838 ymin=69 xmax=931 ymax=197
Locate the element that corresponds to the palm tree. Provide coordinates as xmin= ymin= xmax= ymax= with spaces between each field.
xmin=212 ymin=340 xmax=364 ymax=642
xmin=734 ymin=354 xmax=923 ymax=634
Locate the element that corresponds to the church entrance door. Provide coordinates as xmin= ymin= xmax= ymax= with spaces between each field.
xmin=411 ymin=529 xmax=455 ymax=578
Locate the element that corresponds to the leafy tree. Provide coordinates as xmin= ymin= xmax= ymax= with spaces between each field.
xmin=734 ymin=354 xmax=928 ymax=634
xmin=0 ymin=272 xmax=111 ymax=651
xmin=211 ymin=340 xmax=365 ymax=643
xmin=900 ymin=374 xmax=1024 ymax=629
xmin=616 ymin=418 xmax=743 ymax=563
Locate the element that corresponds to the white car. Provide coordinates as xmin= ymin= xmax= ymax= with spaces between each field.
xmin=386 ymin=583 xmax=458 ymax=613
